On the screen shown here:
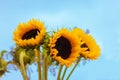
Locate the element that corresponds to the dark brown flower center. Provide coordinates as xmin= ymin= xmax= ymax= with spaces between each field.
xmin=81 ymin=43 xmax=90 ymax=51
xmin=22 ymin=29 xmax=40 ymax=40
xmin=54 ymin=36 xmax=72 ymax=59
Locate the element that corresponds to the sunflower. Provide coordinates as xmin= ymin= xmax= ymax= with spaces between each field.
xmin=72 ymin=28 xmax=100 ymax=60
xmin=13 ymin=19 xmax=46 ymax=47
xmin=49 ymin=28 xmax=81 ymax=67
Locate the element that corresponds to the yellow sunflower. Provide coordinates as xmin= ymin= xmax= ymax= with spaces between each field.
xmin=49 ymin=28 xmax=82 ymax=67
xmin=13 ymin=19 xmax=46 ymax=47
xmin=72 ymin=28 xmax=100 ymax=60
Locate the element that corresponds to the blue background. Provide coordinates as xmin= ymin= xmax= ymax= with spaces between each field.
xmin=0 ymin=0 xmax=120 ymax=80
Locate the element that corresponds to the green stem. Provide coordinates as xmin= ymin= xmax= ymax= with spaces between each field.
xmin=57 ymin=65 xmax=63 ymax=80
xmin=42 ymin=56 xmax=48 ymax=80
xmin=41 ymin=55 xmax=45 ymax=80
xmin=37 ymin=52 xmax=41 ymax=80
xmin=19 ymin=50 xmax=28 ymax=80
xmin=66 ymin=57 xmax=81 ymax=80
xmin=35 ymin=48 xmax=42 ymax=80
xmin=45 ymin=56 xmax=48 ymax=80
xmin=61 ymin=66 xmax=67 ymax=80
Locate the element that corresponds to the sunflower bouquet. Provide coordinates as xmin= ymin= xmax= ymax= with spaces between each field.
xmin=0 ymin=19 xmax=100 ymax=80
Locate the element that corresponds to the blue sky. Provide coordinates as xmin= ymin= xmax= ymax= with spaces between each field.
xmin=0 ymin=0 xmax=120 ymax=80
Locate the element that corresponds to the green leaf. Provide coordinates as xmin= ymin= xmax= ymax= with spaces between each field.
xmin=0 ymin=50 xmax=7 ymax=58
